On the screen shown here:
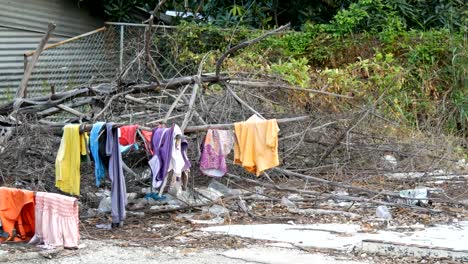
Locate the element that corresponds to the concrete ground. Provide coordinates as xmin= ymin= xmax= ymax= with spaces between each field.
xmin=2 ymin=239 xmax=370 ymax=264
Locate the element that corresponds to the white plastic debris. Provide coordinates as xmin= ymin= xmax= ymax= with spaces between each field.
xmin=209 ymin=204 xmax=230 ymax=216
xmin=177 ymin=213 xmax=224 ymax=225
xmin=375 ymin=206 xmax=392 ymax=220
xmin=399 ymin=187 xmax=428 ymax=205
xmin=382 ymin=154 xmax=398 ymax=169
xmin=96 ymin=224 xmax=111 ymax=230
xmin=97 ymin=197 xmax=112 ymax=213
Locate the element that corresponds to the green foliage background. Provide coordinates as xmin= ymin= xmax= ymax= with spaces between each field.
xmin=81 ymin=0 xmax=466 ymax=136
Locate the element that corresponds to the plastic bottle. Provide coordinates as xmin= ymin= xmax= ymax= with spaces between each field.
xmin=376 ymin=206 xmax=392 ymax=220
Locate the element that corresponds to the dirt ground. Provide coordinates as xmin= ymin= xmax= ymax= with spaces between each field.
xmin=0 ymin=239 xmax=377 ymax=264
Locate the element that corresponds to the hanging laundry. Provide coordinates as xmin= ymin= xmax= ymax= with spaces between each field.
xmin=149 ymin=125 xmax=191 ymax=192
xmin=0 ymin=187 xmax=35 ymax=242
xmin=98 ymin=125 xmax=110 ymax=170
xmin=200 ymin=129 xmax=234 ymax=177
xmin=119 ymin=125 xmax=138 ymax=146
xmin=55 ymin=124 xmax=88 ymax=195
xmin=90 ymin=122 xmax=106 ymax=187
xmin=158 ymin=125 xmax=192 ymax=195
xmin=29 ymin=192 xmax=79 ymax=248
xmin=106 ymin=123 xmax=127 ymax=226
xmin=141 ymin=130 xmax=153 ymax=144
xmin=149 ymin=126 xmax=174 ymax=189
xmin=140 ymin=129 xmax=153 ymax=154
xmin=169 ymin=125 xmax=191 ymax=175
xmin=234 ymin=114 xmax=280 ymax=176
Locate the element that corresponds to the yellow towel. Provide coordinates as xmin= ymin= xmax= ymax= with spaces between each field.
xmin=234 ymin=115 xmax=280 ymax=176
xmin=55 ymin=124 xmax=87 ymax=195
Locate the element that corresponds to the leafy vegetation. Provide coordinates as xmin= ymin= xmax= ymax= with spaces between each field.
xmin=80 ymin=0 xmax=466 ymax=135
xmin=82 ymin=0 xmax=465 ymax=31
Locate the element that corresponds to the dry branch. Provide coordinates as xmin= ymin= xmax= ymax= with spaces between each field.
xmin=215 ymin=24 xmax=290 ymax=77
xmin=225 ymin=83 xmax=265 ymax=119
xmin=16 ymin=23 xmax=56 ymax=99
xmin=229 ymin=80 xmax=355 ymax=99
xmin=183 ymin=115 xmax=310 ymax=133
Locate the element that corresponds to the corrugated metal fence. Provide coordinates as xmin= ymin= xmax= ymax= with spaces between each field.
xmin=0 ymin=0 xmax=103 ymax=101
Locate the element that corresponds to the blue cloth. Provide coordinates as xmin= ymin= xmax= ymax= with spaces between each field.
xmin=90 ymin=122 xmax=106 ymax=187
xmin=144 ymin=192 xmax=165 ymax=201
xmin=106 ymin=123 xmax=127 ymax=225
xmin=119 ymin=143 xmax=139 ymax=154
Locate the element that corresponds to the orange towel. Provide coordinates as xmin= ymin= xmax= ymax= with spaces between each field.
xmin=0 ymin=187 xmax=35 ymax=241
xmin=234 ymin=115 xmax=280 ymax=176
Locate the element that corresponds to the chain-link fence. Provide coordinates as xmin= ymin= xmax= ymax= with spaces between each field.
xmin=19 ymin=23 xmax=182 ymax=99
xmin=23 ymin=26 xmax=120 ymax=98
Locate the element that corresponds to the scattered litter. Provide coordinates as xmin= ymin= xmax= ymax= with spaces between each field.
xmin=177 ymin=213 xmax=225 ymax=225
xmin=399 ymin=188 xmax=428 ymax=206
xmin=126 ymin=193 xmax=137 ymax=203
xmin=375 ymin=206 xmax=392 ymax=220
xmin=195 ymin=187 xmax=223 ymax=202
xmin=96 ymin=224 xmax=112 ymax=230
xmin=208 ymin=180 xmax=242 ymax=197
xmin=288 ymin=207 xmax=361 ymax=219
xmin=150 ymin=205 xmax=179 ymax=210
xmin=382 ymin=154 xmax=397 ymax=169
xmin=208 ymin=204 xmax=229 ymax=216
xmin=144 ymin=192 xmax=165 ymax=201
xmin=127 ymin=211 xmax=145 ymax=217
xmin=97 ymin=197 xmax=111 ymax=213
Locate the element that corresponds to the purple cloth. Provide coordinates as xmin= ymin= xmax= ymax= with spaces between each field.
xmin=149 ymin=126 xmax=174 ymax=188
xmin=106 ymin=123 xmax=127 ymax=225
xmin=200 ymin=129 xmax=233 ymax=177
xmin=181 ymin=136 xmax=191 ymax=171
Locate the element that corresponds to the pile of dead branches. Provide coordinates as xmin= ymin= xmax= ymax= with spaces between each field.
xmin=0 ymin=19 xmax=466 ymax=224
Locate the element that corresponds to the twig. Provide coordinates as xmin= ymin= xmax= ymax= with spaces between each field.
xmin=93 ymin=89 xmax=134 ymax=121
xmin=229 ymin=80 xmax=355 ymax=99
xmin=164 ymin=84 xmax=190 ymax=123
xmin=215 ymin=23 xmax=290 ymax=77
xmin=225 ymin=83 xmax=265 ymax=119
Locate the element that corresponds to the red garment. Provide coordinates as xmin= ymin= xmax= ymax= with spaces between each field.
xmin=140 ymin=130 xmax=153 ymax=154
xmin=119 ymin=125 xmax=138 ymax=146
xmin=0 ymin=187 xmax=35 ymax=242
xmin=141 ymin=130 xmax=152 ymax=143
